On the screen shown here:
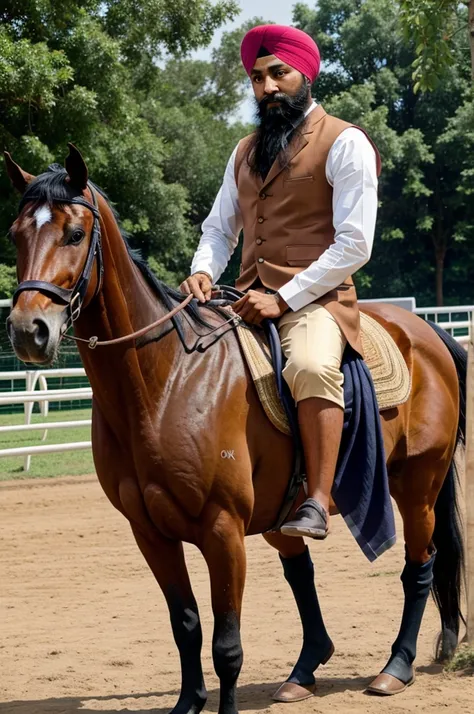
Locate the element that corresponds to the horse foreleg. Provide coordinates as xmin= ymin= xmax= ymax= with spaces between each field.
xmin=131 ymin=526 xmax=207 ymax=714
xmin=263 ymin=531 xmax=334 ymax=702
xmin=200 ymin=511 xmax=246 ymax=714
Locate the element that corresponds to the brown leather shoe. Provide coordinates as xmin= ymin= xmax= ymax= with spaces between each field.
xmin=272 ymin=681 xmax=316 ymax=702
xmin=365 ymin=671 xmax=415 ymax=696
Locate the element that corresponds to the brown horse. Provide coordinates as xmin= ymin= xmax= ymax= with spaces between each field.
xmin=4 ymin=146 xmax=464 ymax=710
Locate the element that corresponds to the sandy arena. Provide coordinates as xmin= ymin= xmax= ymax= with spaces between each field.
xmin=1 ymin=475 xmax=472 ymax=713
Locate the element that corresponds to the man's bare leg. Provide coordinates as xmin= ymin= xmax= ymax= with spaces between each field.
xmin=281 ymin=396 xmax=344 ymax=538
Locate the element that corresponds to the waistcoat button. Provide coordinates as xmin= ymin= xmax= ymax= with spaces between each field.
xmin=257 ymin=217 xmax=264 ymax=224
xmin=258 ymin=257 xmax=264 ymax=263
xmin=256 ymin=238 xmax=263 ymax=245
xmin=260 ymin=193 xmax=267 ymax=200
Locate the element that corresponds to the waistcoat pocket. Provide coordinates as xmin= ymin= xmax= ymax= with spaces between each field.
xmin=286 ymin=244 xmax=325 ymax=266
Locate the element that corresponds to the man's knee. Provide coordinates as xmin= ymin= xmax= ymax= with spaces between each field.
xmin=283 ymin=356 xmax=344 ymax=406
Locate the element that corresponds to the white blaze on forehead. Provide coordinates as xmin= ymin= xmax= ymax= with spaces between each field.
xmin=34 ymin=205 xmax=52 ymax=230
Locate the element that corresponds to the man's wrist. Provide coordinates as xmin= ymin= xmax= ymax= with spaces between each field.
xmin=192 ymin=270 xmax=213 ymax=282
xmin=275 ymin=292 xmax=289 ymax=314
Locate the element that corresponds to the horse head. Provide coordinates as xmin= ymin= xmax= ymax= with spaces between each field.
xmin=4 ymin=145 xmax=102 ymax=364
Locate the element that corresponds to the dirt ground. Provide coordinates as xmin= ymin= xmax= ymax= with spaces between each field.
xmin=0 ymin=476 xmax=472 ymax=714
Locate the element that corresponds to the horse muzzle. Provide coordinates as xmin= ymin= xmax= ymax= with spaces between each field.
xmin=6 ymin=307 xmax=65 ymax=365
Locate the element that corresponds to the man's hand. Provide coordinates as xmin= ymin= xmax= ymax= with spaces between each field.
xmin=180 ymin=272 xmax=213 ymax=303
xmin=232 ymin=290 xmax=289 ymax=324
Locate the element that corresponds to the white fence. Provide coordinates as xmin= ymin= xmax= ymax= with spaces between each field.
xmin=0 ymin=368 xmax=91 ymax=471
xmin=414 ymin=305 xmax=474 ymax=346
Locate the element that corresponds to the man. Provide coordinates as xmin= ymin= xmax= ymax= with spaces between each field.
xmin=181 ymin=24 xmax=379 ymax=539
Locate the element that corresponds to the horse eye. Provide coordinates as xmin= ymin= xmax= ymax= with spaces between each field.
xmin=69 ymin=230 xmax=85 ymax=245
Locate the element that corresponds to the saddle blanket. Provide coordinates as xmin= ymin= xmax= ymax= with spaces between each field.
xmin=236 ymin=311 xmax=411 ymax=435
xmin=236 ymin=312 xmax=402 ymax=562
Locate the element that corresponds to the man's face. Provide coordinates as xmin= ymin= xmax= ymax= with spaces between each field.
xmin=250 ymin=54 xmax=308 ymax=110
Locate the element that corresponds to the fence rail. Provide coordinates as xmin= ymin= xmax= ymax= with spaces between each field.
xmin=0 ymin=368 xmax=91 ymax=471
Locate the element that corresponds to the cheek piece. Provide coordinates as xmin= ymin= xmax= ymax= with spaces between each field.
xmin=13 ymin=187 xmax=104 ymax=324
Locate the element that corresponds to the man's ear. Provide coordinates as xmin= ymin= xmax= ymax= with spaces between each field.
xmin=65 ymin=143 xmax=88 ymax=190
xmin=4 ymin=152 xmax=35 ymax=194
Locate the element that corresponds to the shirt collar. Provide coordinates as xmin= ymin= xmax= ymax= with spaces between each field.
xmin=305 ymin=101 xmax=318 ymax=118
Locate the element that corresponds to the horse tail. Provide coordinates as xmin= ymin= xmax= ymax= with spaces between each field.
xmin=427 ymin=320 xmax=466 ymax=660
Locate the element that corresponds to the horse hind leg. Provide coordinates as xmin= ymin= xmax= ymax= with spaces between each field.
xmin=367 ymin=454 xmax=462 ymax=695
xmin=263 ymin=531 xmax=334 ymax=702
xmin=131 ymin=526 xmax=207 ymax=714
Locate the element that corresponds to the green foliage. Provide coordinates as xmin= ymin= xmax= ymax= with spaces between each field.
xmin=399 ymin=1 xmax=473 ymax=92
xmin=1 ymin=0 xmax=473 ymax=308
xmin=0 ymin=1 xmax=249 ymax=286
xmin=295 ymin=0 xmax=474 ymax=305
xmin=445 ymin=644 xmax=474 ymax=672
xmin=0 ymin=264 xmax=16 ymax=299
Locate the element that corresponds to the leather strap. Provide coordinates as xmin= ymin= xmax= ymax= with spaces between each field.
xmin=14 ymin=186 xmax=103 ymax=323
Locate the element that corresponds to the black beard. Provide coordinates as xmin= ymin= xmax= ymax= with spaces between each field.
xmin=247 ymin=78 xmax=310 ymax=180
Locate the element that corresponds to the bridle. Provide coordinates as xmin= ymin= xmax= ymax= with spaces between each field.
xmin=12 ymin=182 xmax=240 ymax=350
xmin=14 ymin=184 xmax=104 ymax=327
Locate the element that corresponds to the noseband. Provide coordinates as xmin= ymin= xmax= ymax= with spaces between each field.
xmin=13 ymin=183 xmax=103 ymax=324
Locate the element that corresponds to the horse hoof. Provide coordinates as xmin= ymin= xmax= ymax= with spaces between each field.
xmin=365 ymin=671 xmax=415 ymax=696
xmin=272 ymin=681 xmax=316 ymax=702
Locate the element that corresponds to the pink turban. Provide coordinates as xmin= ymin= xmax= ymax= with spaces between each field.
xmin=241 ymin=25 xmax=321 ymax=83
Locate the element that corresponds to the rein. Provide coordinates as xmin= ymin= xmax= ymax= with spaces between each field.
xmin=15 ymin=183 xmax=241 ymax=351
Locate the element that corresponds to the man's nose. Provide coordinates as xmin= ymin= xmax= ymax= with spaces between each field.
xmin=263 ymin=76 xmax=279 ymax=94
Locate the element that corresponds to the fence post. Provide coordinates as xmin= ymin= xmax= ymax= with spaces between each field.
xmin=466 ymin=326 xmax=474 ymax=643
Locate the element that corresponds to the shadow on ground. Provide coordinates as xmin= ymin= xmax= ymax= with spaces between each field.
xmin=0 ymin=675 xmax=374 ymax=713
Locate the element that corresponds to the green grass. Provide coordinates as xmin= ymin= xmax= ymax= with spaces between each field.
xmin=445 ymin=645 xmax=474 ymax=673
xmin=0 ymin=408 xmax=95 ymax=481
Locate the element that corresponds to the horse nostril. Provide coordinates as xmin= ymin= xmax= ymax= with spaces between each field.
xmin=33 ymin=318 xmax=50 ymax=350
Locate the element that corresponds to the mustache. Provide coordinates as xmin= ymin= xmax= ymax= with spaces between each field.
xmin=258 ymin=92 xmax=303 ymax=116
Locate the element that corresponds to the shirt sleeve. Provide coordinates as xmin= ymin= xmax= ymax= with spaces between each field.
xmin=190 ymin=144 xmax=243 ymax=283
xmin=278 ymin=127 xmax=378 ymax=312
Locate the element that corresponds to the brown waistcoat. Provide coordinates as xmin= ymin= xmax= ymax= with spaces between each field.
xmin=234 ymin=105 xmax=381 ymax=355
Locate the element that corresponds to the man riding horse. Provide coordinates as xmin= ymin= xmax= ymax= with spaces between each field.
xmin=5 ymin=21 xmax=464 ymax=710
xmin=181 ymin=24 xmax=380 ymax=541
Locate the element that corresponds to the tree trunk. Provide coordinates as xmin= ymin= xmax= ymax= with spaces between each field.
xmin=435 ymin=253 xmax=445 ymax=307
xmin=470 ymin=0 xmax=474 ymax=81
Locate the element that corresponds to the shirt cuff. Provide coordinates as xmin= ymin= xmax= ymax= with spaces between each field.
xmin=278 ymin=280 xmax=320 ymax=312
xmin=190 ymin=262 xmax=214 ymax=283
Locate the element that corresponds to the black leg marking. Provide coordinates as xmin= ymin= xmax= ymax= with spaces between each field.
xmin=280 ymin=546 xmax=333 ymax=685
xmin=382 ymin=552 xmax=436 ymax=683
xmin=168 ymin=590 xmax=207 ymax=714
xmin=212 ymin=611 xmax=243 ymax=714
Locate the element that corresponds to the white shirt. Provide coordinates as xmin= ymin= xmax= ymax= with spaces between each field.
xmin=190 ymin=102 xmax=378 ymax=312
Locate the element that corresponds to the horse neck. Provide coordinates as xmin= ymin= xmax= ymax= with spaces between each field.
xmin=74 ymin=195 xmax=177 ymax=419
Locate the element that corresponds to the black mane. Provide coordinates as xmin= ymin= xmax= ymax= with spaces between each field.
xmin=19 ymin=164 xmax=224 ymax=332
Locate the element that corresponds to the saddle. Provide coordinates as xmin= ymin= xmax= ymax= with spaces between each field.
xmin=210 ymin=286 xmax=408 ymax=539
xmin=237 ymin=307 xmax=411 ymax=436
xmin=212 ymin=285 xmax=410 ymax=436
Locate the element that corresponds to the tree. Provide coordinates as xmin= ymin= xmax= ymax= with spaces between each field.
xmin=294 ymin=0 xmax=474 ymax=305
xmin=0 ymin=1 xmax=247 ymax=287
xmin=399 ymin=1 xmax=474 ymax=90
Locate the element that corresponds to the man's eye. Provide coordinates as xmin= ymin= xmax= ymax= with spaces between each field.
xmin=69 ymin=230 xmax=85 ymax=245
xmin=253 ymin=76 xmax=262 ymax=83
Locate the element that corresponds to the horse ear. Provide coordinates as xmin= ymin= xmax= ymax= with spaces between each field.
xmin=65 ymin=143 xmax=88 ymax=190
xmin=3 ymin=152 xmax=35 ymax=194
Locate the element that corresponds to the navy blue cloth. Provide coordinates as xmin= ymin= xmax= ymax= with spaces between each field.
xmin=263 ymin=311 xmax=396 ymax=561
xmin=334 ymin=348 xmax=396 ymax=561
